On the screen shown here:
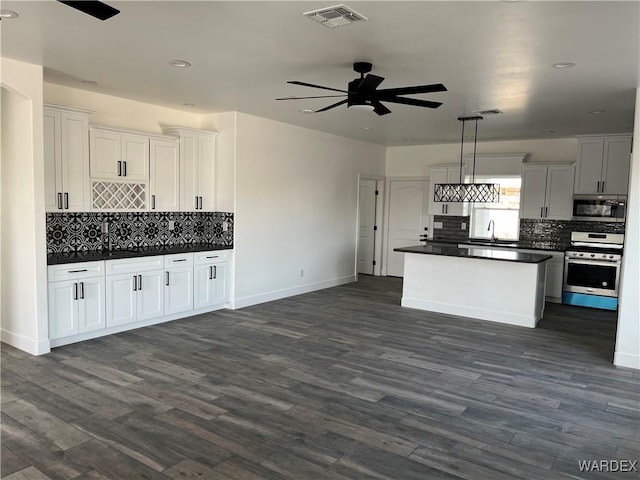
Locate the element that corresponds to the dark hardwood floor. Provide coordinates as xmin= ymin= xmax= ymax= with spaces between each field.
xmin=2 ymin=275 xmax=639 ymax=479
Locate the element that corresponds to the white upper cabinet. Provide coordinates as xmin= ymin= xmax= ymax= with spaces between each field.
xmin=90 ymin=127 xmax=149 ymax=181
xmin=429 ymin=164 xmax=465 ymax=216
xmin=149 ymin=138 xmax=180 ymax=211
xmin=43 ymin=105 xmax=91 ymax=212
xmin=574 ymin=136 xmax=632 ymax=195
xmin=520 ymin=165 xmax=575 ymax=220
xmin=163 ymin=127 xmax=218 ymax=212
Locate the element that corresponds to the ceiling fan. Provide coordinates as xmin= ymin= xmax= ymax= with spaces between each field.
xmin=276 ymin=62 xmax=447 ymax=116
xmin=57 ymin=1 xmax=120 ymax=21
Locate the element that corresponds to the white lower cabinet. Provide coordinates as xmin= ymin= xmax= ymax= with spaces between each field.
xmin=48 ymin=250 xmax=230 ymax=347
xmin=164 ymin=253 xmax=194 ymax=315
xmin=48 ymin=262 xmax=106 ymax=339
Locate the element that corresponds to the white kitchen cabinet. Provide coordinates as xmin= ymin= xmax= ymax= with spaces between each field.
xmin=164 ymin=253 xmax=194 ymax=315
xmin=48 ymin=262 xmax=105 ymax=339
xmin=90 ymin=127 xmax=149 ymax=181
xmin=106 ymin=256 xmax=164 ymax=327
xmin=194 ymin=251 xmax=229 ymax=309
xmin=162 ymin=127 xmax=218 ymax=212
xmin=574 ymin=136 xmax=632 ymax=195
xmin=44 ymin=105 xmax=91 ymax=212
xmin=430 ymin=164 xmax=465 ymax=216
xmin=520 ymin=165 xmax=574 ymax=220
xmin=149 ymin=138 xmax=180 ymax=211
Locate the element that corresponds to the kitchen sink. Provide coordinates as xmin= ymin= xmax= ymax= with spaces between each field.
xmin=466 ymin=239 xmax=519 ymax=247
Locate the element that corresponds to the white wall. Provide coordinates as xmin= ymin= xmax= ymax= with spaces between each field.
xmin=386 ymin=137 xmax=577 ymax=177
xmin=201 ymin=111 xmax=237 ymax=213
xmin=614 ymin=89 xmax=640 ymax=369
xmin=233 ymin=113 xmax=386 ymax=308
xmin=1 ymin=57 xmax=49 ymax=355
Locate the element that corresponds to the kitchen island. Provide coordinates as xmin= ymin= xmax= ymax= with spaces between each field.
xmin=394 ymin=244 xmax=552 ymax=328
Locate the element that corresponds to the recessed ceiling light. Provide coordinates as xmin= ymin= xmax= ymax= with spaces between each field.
xmin=362 ymin=127 xmax=371 ymax=131
xmin=552 ymin=62 xmax=576 ymax=69
xmin=588 ymin=109 xmax=605 ymax=114
xmin=0 ymin=9 xmax=19 ymax=19
xmin=169 ymin=60 xmax=191 ymax=68
xmin=82 ymin=80 xmax=98 ymax=85
xmin=301 ymin=109 xmax=314 ymax=114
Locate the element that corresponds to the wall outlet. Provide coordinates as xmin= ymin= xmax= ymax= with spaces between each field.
xmin=300 ymin=269 xmax=304 ymax=278
xmin=168 ymin=220 xmax=175 ymax=231
xmin=434 ymin=221 xmax=443 ymax=229
xmin=534 ymin=224 xmax=544 ymax=234
xmin=461 ymin=222 xmax=467 ymax=230
xmin=222 ymin=221 xmax=229 ymax=232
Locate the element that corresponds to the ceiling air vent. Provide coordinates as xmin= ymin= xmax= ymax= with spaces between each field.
xmin=303 ymin=4 xmax=367 ymax=28
xmin=473 ymin=108 xmax=503 ymax=116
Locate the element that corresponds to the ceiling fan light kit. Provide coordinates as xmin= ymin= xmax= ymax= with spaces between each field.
xmin=433 ymin=116 xmax=501 ymax=203
xmin=276 ymin=62 xmax=446 ymax=116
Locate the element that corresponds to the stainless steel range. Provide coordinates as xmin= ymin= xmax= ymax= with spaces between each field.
xmin=563 ymin=232 xmax=624 ymax=311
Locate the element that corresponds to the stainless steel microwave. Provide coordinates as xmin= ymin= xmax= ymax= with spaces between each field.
xmin=572 ymin=195 xmax=627 ymax=222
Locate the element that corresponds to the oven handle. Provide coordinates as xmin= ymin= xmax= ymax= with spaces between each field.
xmin=565 ymin=258 xmax=621 ymax=265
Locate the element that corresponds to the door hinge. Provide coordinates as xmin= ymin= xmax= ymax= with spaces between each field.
xmin=373 ymin=225 xmax=378 ymax=231
xmin=375 ymin=190 xmax=379 ymax=195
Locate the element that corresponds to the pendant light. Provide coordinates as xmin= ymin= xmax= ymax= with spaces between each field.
xmin=433 ymin=116 xmax=500 ymax=203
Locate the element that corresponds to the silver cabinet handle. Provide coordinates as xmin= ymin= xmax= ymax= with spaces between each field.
xmin=545 ymin=206 xmax=548 ymax=217
xmin=173 ymin=258 xmax=187 ymax=262
xmin=165 ymin=271 xmax=170 ymax=286
xmin=138 ymin=274 xmax=142 ymax=289
xmin=123 ymin=161 xmax=127 ymax=177
xmin=133 ymin=275 xmax=137 ymax=291
xmin=206 ymin=256 xmax=219 ymax=259
xmin=73 ymin=282 xmax=78 ymax=300
xmin=209 ymin=266 xmax=213 ymax=279
xmin=540 ymin=206 xmax=544 ymax=218
xmin=57 ymin=192 xmax=63 ymax=209
xmin=118 ymin=161 xmax=122 ymax=177
xmin=151 ymin=195 xmax=156 ymax=210
xmin=80 ymin=281 xmax=84 ymax=299
xmin=68 ymin=269 xmax=88 ymax=273
xmin=601 ymin=180 xmax=605 ymax=192
xmin=195 ymin=196 xmax=198 ymax=209
xmin=213 ymin=265 xmax=217 ymax=279
xmin=64 ymin=193 xmax=69 ymax=209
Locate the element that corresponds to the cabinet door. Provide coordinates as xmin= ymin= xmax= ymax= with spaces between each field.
xmin=193 ymin=264 xmax=213 ymax=309
xmin=211 ymin=263 xmax=228 ymax=305
xmin=197 ymin=134 xmax=216 ymax=211
xmin=44 ymin=109 xmax=63 ymax=212
xmin=78 ymin=277 xmax=105 ymax=333
xmin=48 ymin=280 xmax=79 ymax=339
xmin=137 ymin=270 xmax=164 ymax=321
xmin=150 ymin=138 xmax=180 ymax=212
xmin=179 ymin=133 xmax=198 ymax=212
xmin=62 ymin=112 xmax=90 ymax=211
xmin=106 ymin=273 xmax=137 ymax=327
xmin=430 ymin=168 xmax=448 ymax=215
xmin=574 ymin=138 xmax=604 ymax=194
xmin=164 ymin=267 xmax=194 ymax=315
xmin=90 ymin=129 xmax=121 ymax=179
xmin=602 ymin=137 xmax=632 ymax=194
xmin=544 ymin=166 xmax=574 ymax=220
xmin=121 ymin=135 xmax=149 ymax=181
xmin=519 ymin=166 xmax=547 ymax=219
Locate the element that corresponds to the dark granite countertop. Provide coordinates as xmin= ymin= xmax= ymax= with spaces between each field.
xmin=47 ymin=244 xmax=232 ymax=266
xmin=394 ymin=244 xmax=552 ymax=264
xmin=429 ymin=238 xmax=566 ymax=252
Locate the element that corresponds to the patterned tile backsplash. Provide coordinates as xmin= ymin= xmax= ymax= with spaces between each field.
xmin=432 ymin=215 xmax=470 ymax=242
xmin=47 ymin=211 xmax=234 ymax=254
xmin=518 ymin=219 xmax=625 ymax=250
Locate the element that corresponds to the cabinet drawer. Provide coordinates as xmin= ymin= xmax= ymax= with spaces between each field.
xmin=106 ymin=256 xmax=164 ymax=275
xmin=194 ymin=250 xmax=229 ymax=265
xmin=48 ymin=261 xmax=105 ymax=282
xmin=164 ymin=253 xmax=194 ymax=268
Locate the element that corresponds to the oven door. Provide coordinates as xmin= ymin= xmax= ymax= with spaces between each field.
xmin=563 ymin=258 xmax=620 ymax=297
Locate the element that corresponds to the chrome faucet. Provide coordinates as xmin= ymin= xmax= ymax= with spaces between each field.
xmin=487 ymin=220 xmax=496 ymax=242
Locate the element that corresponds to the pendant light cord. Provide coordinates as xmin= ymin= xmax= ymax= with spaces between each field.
xmin=459 ymin=119 xmax=465 ymax=184
xmin=472 ymin=118 xmax=479 ymax=183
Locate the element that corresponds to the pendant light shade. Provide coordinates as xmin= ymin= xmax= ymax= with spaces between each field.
xmin=433 ymin=116 xmax=500 ymax=203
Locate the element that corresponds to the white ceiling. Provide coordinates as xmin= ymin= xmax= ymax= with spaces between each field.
xmin=1 ymin=1 xmax=638 ymax=146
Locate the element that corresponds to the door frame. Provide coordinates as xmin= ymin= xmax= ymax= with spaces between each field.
xmin=382 ymin=176 xmax=430 ymax=277
xmin=356 ymin=174 xmax=386 ymax=278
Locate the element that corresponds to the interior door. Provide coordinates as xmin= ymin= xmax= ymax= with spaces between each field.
xmin=357 ymin=179 xmax=377 ymax=275
xmin=386 ymin=180 xmax=429 ymax=277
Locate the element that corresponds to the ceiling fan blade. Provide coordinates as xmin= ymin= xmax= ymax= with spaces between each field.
xmin=355 ymin=74 xmax=385 ymax=93
xmin=276 ymin=95 xmax=347 ymax=101
xmin=57 ymin=1 xmax=120 ymax=20
xmin=376 ymin=83 xmax=447 ymax=96
xmin=315 ymin=99 xmax=349 ymax=113
xmin=379 ymin=96 xmax=443 ymax=109
xmin=287 ymin=81 xmax=347 ymax=94
xmin=372 ymin=101 xmax=391 ymax=116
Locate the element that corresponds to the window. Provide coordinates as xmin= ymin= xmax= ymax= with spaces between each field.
xmin=464 ymin=176 xmax=522 ymax=240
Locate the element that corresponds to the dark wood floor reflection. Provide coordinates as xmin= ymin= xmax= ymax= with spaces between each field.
xmin=2 ymin=275 xmax=639 ymax=479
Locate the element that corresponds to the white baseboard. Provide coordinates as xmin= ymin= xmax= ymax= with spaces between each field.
xmin=614 ymin=351 xmax=640 ymax=370
xmin=0 ymin=329 xmax=50 ymax=356
xmin=234 ymin=275 xmax=356 ymax=309
xmin=401 ymin=297 xmax=538 ymax=329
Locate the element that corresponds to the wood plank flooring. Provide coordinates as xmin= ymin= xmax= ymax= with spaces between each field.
xmin=2 ymin=275 xmax=639 ymax=479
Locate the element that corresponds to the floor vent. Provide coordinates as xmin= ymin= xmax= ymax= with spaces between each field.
xmin=303 ymin=4 xmax=367 ymax=28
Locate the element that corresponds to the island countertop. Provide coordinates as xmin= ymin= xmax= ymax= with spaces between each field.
xmin=394 ymin=244 xmax=552 ymax=264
